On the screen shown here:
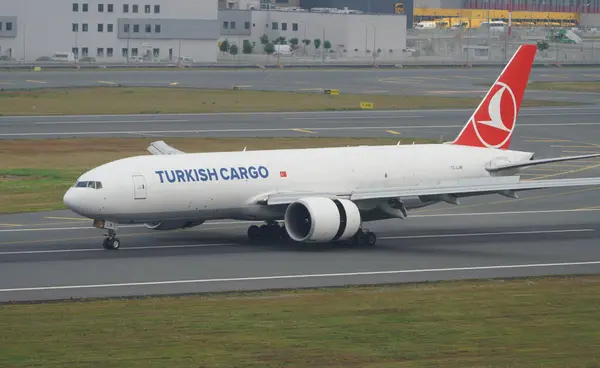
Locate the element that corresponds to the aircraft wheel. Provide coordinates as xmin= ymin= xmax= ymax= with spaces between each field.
xmin=365 ymin=232 xmax=377 ymax=246
xmin=247 ymin=225 xmax=261 ymax=242
xmin=103 ymin=238 xmax=120 ymax=250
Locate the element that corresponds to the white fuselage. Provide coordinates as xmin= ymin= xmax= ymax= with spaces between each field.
xmin=63 ymin=143 xmax=534 ymax=224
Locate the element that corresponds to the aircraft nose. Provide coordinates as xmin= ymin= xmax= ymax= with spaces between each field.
xmin=63 ymin=188 xmax=84 ymax=215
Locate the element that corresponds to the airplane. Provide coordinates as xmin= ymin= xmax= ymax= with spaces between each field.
xmin=63 ymin=43 xmax=600 ymax=250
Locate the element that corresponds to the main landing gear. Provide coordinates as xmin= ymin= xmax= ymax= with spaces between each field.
xmin=246 ymin=221 xmax=377 ymax=246
xmin=93 ymin=219 xmax=120 ymax=250
xmin=247 ymin=221 xmax=289 ymax=243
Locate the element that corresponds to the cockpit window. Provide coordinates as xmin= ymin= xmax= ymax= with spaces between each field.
xmin=73 ymin=181 xmax=103 ymax=189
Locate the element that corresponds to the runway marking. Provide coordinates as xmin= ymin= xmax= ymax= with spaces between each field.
xmin=0 ymin=229 xmax=593 ymax=256
xmin=3 ymin=260 xmax=600 ymax=293
xmin=0 ymin=242 xmax=235 ymax=255
xmin=0 ymin=82 xmax=13 ymax=85
xmin=386 ymin=130 xmax=401 ymax=135
xmin=98 ymin=81 xmax=116 ymax=85
xmin=45 ymin=216 xmax=89 ymax=221
xmin=0 ymin=223 xmax=23 ymax=227
xmin=364 ymin=90 xmax=389 ymax=93
xmin=169 ymin=82 xmax=179 ymax=86
xmin=8 ymin=121 xmax=600 ymax=137
xmin=379 ymin=228 xmax=594 ymax=240
xmin=34 ymin=119 xmax=190 ymax=125
xmin=550 ymin=145 xmax=600 ymax=148
xmin=562 ymin=150 xmax=600 ymax=154
xmin=284 ymin=115 xmax=422 ymax=120
xmin=3 ymin=209 xmax=600 ymax=237
xmin=291 ymin=128 xmax=316 ymax=134
xmin=25 ymin=80 xmax=46 ymax=84
xmin=524 ymin=139 xmax=574 ymax=143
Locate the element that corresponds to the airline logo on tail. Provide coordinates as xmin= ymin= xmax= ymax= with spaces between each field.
xmin=452 ymin=44 xmax=537 ymax=150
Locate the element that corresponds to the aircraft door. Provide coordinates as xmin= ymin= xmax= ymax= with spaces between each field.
xmin=132 ymin=175 xmax=147 ymax=199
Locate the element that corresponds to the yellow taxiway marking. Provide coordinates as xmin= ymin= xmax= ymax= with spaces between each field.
xmin=26 ymin=79 xmax=46 ymax=84
xmin=98 ymin=80 xmax=116 ymax=85
xmin=562 ymin=150 xmax=600 ymax=154
xmin=291 ymin=128 xmax=316 ymax=134
xmin=583 ymin=74 xmax=600 ymax=78
xmin=540 ymin=74 xmax=568 ymax=78
xmin=412 ymin=187 xmax=600 ymax=214
xmin=386 ymin=130 xmax=401 ymax=135
xmin=0 ymin=82 xmax=13 ymax=85
xmin=412 ymin=76 xmax=448 ymax=81
xmin=523 ymin=139 xmax=574 ymax=143
xmin=0 ymin=223 xmax=23 ymax=227
xmin=45 ymin=216 xmax=89 ymax=221
xmin=298 ymin=88 xmax=323 ymax=91
xmin=0 ymin=224 xmax=248 ymax=246
xmin=524 ymin=162 xmax=600 ymax=181
xmin=551 ymin=145 xmax=600 ymax=148
xmin=169 ymin=82 xmax=179 ymax=86
xmin=453 ymin=75 xmax=486 ymax=80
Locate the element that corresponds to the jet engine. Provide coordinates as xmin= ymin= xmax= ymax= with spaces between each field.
xmin=284 ymin=197 xmax=361 ymax=243
xmin=144 ymin=220 xmax=205 ymax=231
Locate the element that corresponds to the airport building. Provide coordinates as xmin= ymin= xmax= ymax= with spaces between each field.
xmin=218 ymin=8 xmax=407 ymax=56
xmin=0 ymin=0 xmax=220 ymax=62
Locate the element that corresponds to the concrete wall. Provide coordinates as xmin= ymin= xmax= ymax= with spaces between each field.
xmin=0 ymin=0 xmax=219 ymax=62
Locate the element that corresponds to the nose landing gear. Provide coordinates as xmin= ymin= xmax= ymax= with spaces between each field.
xmin=94 ymin=220 xmax=120 ymax=250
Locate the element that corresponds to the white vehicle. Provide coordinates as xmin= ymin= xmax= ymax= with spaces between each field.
xmin=51 ymin=52 xmax=75 ymax=62
xmin=273 ymin=44 xmax=293 ymax=55
xmin=64 ymin=44 xmax=600 ymax=250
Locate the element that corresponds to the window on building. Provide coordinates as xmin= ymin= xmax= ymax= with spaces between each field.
xmin=282 ymin=22 xmax=287 ymax=31
xmin=123 ymin=4 xmax=129 ymax=12
xmin=133 ymin=4 xmax=138 ymax=12
xmin=122 ymin=48 xmax=128 ymax=57
xmin=223 ymin=21 xmax=228 ymax=29
xmin=133 ymin=24 xmax=139 ymax=32
xmin=245 ymin=21 xmax=250 ymax=29
xmin=98 ymin=4 xmax=104 ymax=12
xmin=72 ymin=23 xmax=79 ymax=32
xmin=124 ymin=24 xmax=130 ymax=32
xmin=82 ymin=47 xmax=88 ymax=56
xmin=131 ymin=48 xmax=138 ymax=56
xmin=0 ymin=22 xmax=3 ymax=31
xmin=145 ymin=24 xmax=151 ymax=33
xmin=153 ymin=48 xmax=159 ymax=57
xmin=82 ymin=23 xmax=88 ymax=32
xmin=154 ymin=24 xmax=161 ymax=33
xmin=98 ymin=24 xmax=104 ymax=32
xmin=145 ymin=5 xmax=150 ymax=13
xmin=82 ymin=3 xmax=88 ymax=11
xmin=272 ymin=22 xmax=278 ymax=30
xmin=108 ymin=4 xmax=113 ymax=12
xmin=6 ymin=22 xmax=12 ymax=31
xmin=107 ymin=48 xmax=113 ymax=57
xmin=293 ymin=23 xmax=298 ymax=31
xmin=97 ymin=48 xmax=104 ymax=57
xmin=72 ymin=47 xmax=79 ymax=57
xmin=73 ymin=3 xmax=79 ymax=11
xmin=107 ymin=24 xmax=113 ymax=32
xmin=154 ymin=5 xmax=160 ymax=13
xmin=231 ymin=21 xmax=236 ymax=29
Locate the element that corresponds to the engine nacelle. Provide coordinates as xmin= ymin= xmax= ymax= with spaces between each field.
xmin=284 ymin=197 xmax=361 ymax=243
xmin=144 ymin=220 xmax=205 ymax=231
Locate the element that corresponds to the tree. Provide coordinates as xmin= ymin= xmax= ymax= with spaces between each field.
xmin=242 ymin=40 xmax=253 ymax=54
xmin=219 ymin=39 xmax=229 ymax=53
xmin=323 ymin=40 xmax=331 ymax=51
xmin=289 ymin=38 xmax=299 ymax=47
xmin=264 ymin=43 xmax=275 ymax=55
xmin=229 ymin=44 xmax=238 ymax=56
xmin=275 ymin=36 xmax=286 ymax=44
xmin=302 ymin=39 xmax=311 ymax=47
xmin=260 ymin=34 xmax=269 ymax=45
xmin=314 ymin=38 xmax=321 ymax=50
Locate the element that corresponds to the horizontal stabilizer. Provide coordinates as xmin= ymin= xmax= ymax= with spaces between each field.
xmin=147 ymin=141 xmax=185 ymax=155
xmin=486 ymin=153 xmax=600 ymax=172
xmin=259 ymin=176 xmax=600 ymax=205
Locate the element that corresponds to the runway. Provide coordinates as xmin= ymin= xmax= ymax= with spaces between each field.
xmin=2 ymin=67 xmax=600 ymax=102
xmin=4 ymin=106 xmax=600 ymax=143
xmin=2 ymin=190 xmax=600 ymax=302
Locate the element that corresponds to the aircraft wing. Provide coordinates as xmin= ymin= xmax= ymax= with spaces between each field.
xmin=486 ymin=153 xmax=600 ymax=173
xmin=147 ymin=141 xmax=184 ymax=155
xmin=257 ymin=176 xmax=600 ymax=206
